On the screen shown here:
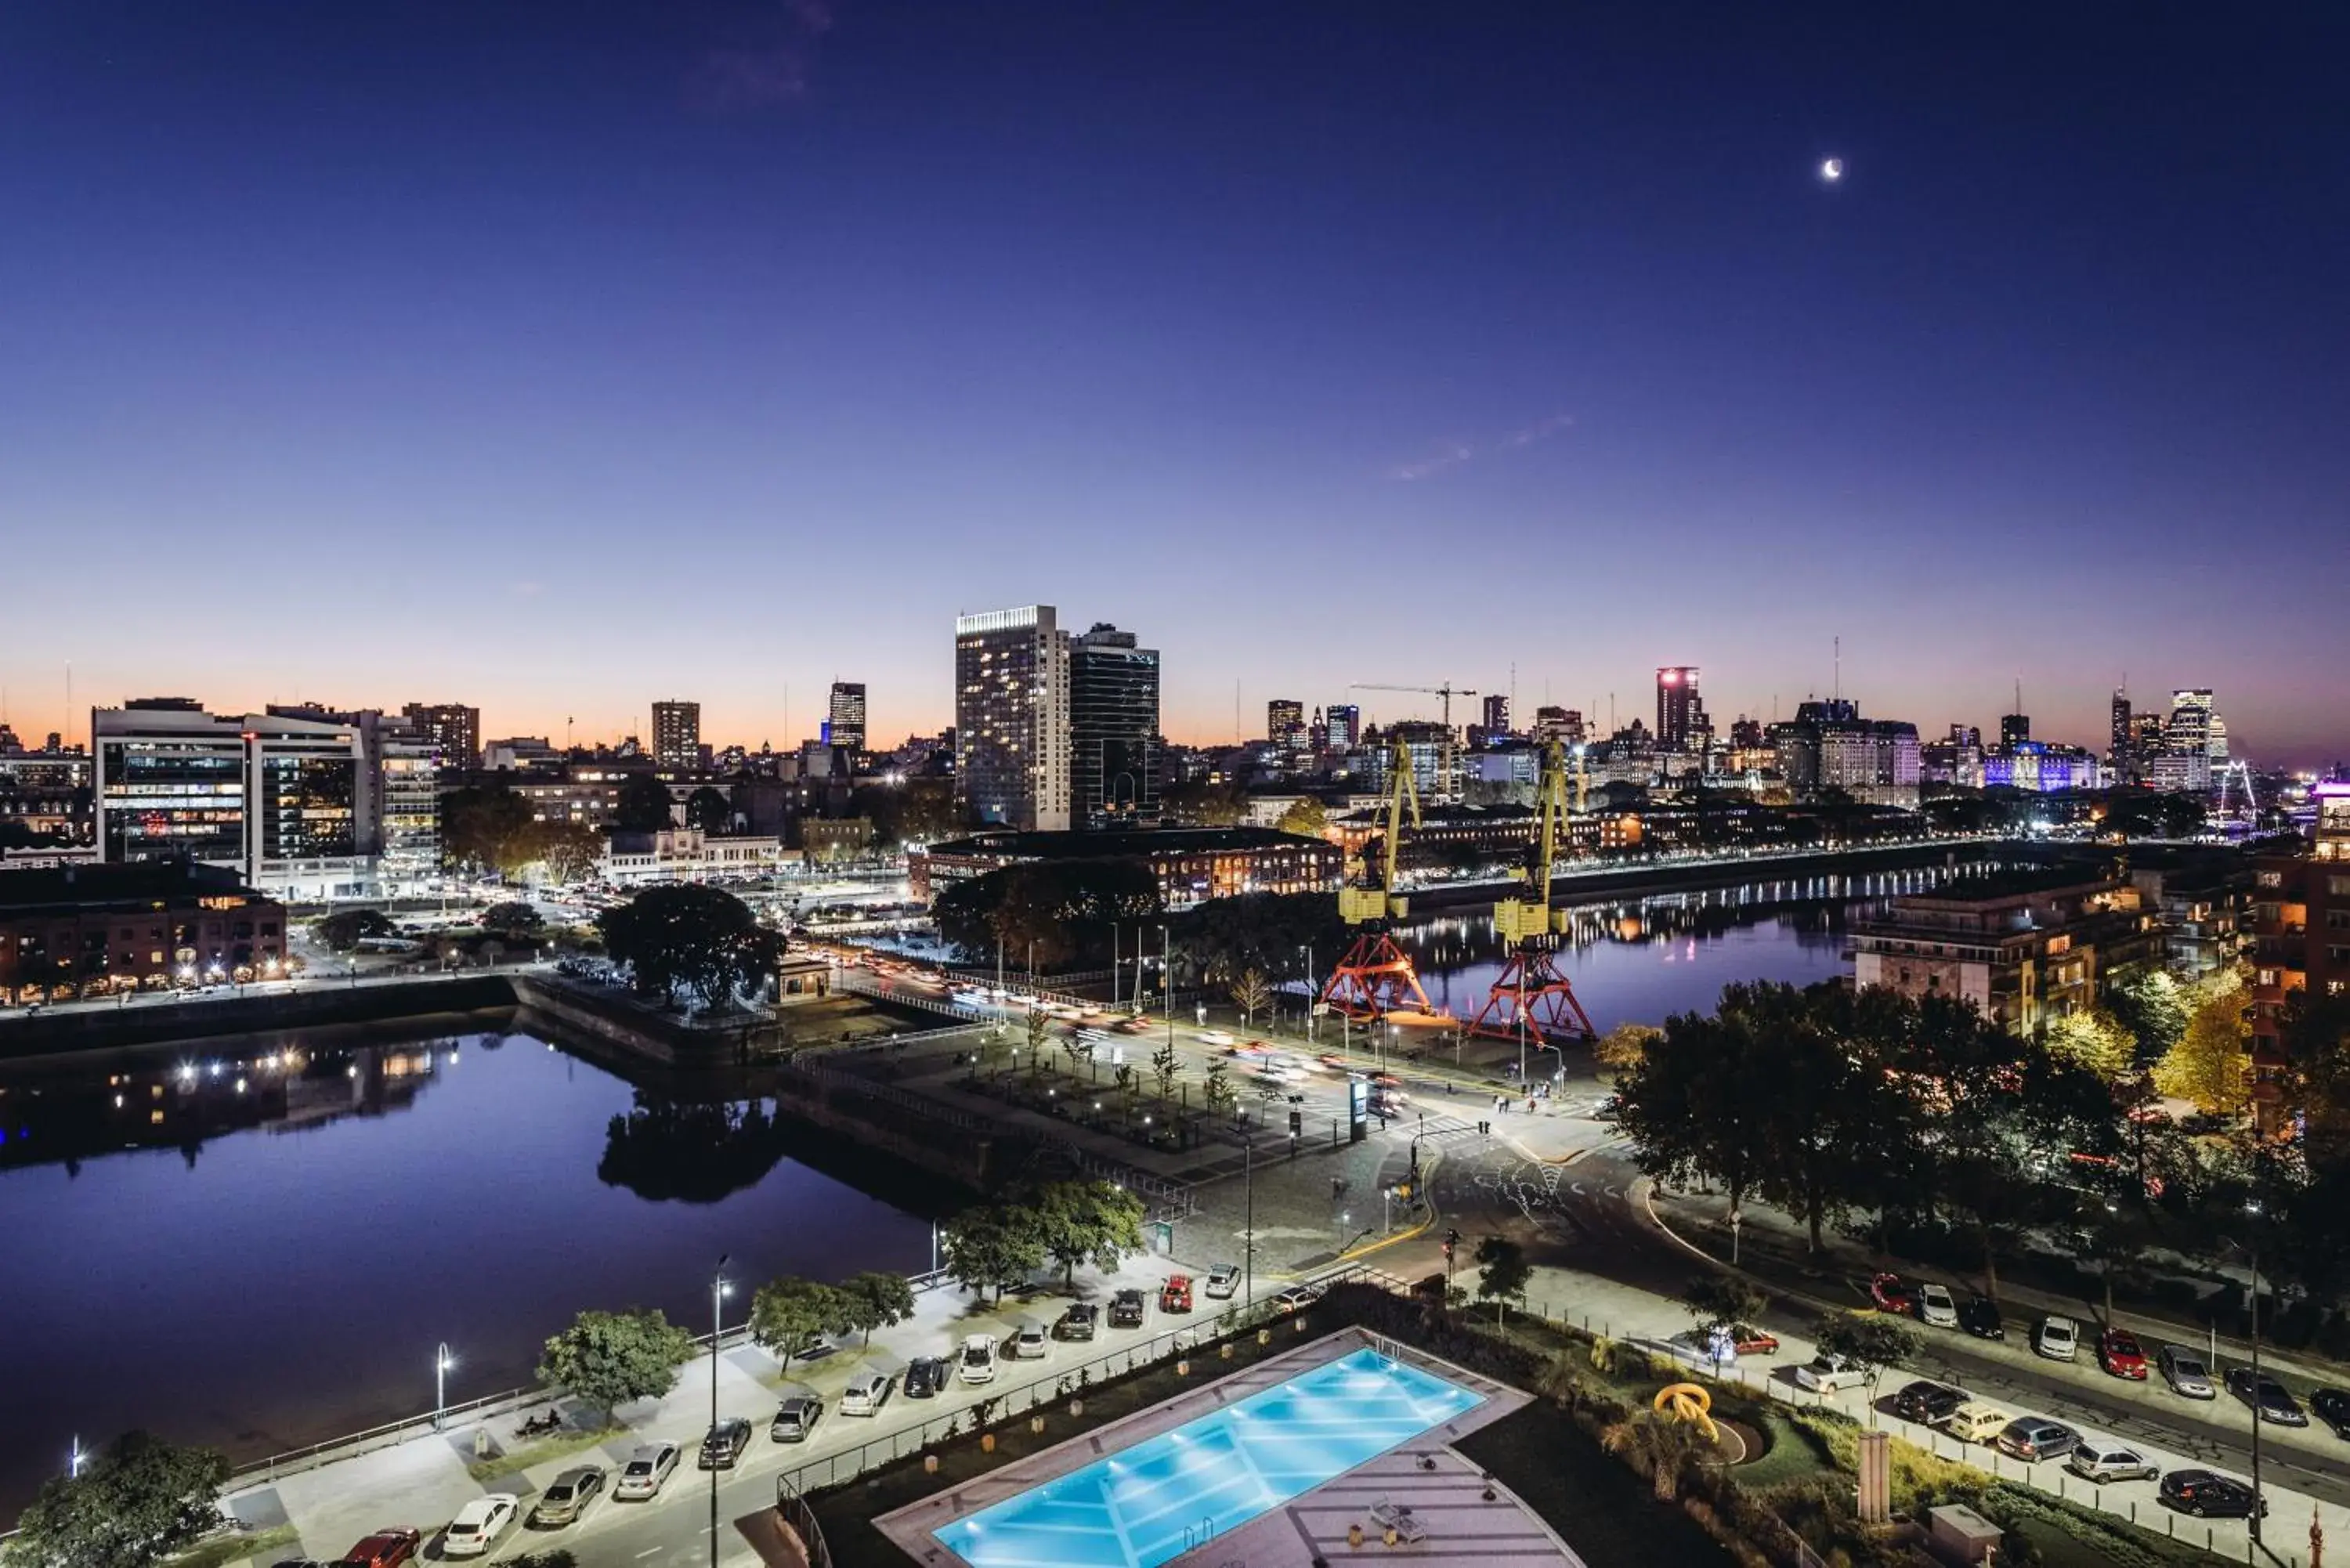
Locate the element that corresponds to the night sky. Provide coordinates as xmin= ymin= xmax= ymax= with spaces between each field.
xmin=4 ymin=4 xmax=2345 ymax=762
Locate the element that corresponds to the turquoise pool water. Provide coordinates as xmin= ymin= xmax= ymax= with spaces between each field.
xmin=934 ymin=1346 xmax=1483 ymax=1568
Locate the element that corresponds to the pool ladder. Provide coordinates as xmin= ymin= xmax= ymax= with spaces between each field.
xmin=1180 ymin=1516 xmax=1217 ymax=1552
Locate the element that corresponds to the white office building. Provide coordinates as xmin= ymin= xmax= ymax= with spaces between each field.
xmin=953 ymin=606 xmax=1072 ymax=832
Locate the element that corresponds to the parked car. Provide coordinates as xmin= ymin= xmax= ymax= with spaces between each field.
xmin=2067 ymin=1440 xmax=2159 ymax=1485
xmin=959 ymin=1333 xmax=999 ymax=1385
xmin=904 ymin=1356 xmax=953 ymax=1399
xmin=1794 ymin=1353 xmax=1869 ymax=1393
xmin=1890 ymin=1380 xmax=1969 ymax=1425
xmin=338 ymin=1530 xmax=422 ymax=1568
xmin=1940 ymin=1402 xmax=2012 ymax=1446
xmin=2224 ymin=1368 xmax=2308 ymax=1425
xmin=616 ymin=1443 xmax=681 ymax=1501
xmin=1160 ymin=1274 xmax=1195 ymax=1313
xmin=1057 ymin=1302 xmax=1100 ymax=1341
xmin=1109 ymin=1288 xmax=1148 ymax=1327
xmin=2034 ymin=1315 xmax=2079 ymax=1361
xmin=1206 ymin=1263 xmax=1242 ymax=1299
xmin=1916 ymin=1283 xmax=1959 ymax=1329
xmin=700 ymin=1417 xmax=754 ymax=1469
xmin=441 ymin=1495 xmax=517 ymax=1559
xmin=1271 ymin=1282 xmax=1323 ymax=1315
xmin=1996 ymin=1417 xmax=2080 ymax=1463
xmin=1956 ymin=1296 xmax=2005 ymax=1340
xmin=2311 ymin=1388 xmax=2350 ymax=1440
xmin=530 ymin=1465 xmax=606 ymax=1526
xmin=770 ymin=1394 xmax=823 ymax=1443
xmin=1726 ymin=1324 xmax=1779 ymax=1355
xmin=2097 ymin=1328 xmax=2149 ymax=1380
xmin=2160 ymin=1469 xmax=2268 ymax=1519
xmin=1011 ymin=1321 xmax=1051 ymax=1359
xmin=1867 ymin=1273 xmax=1914 ymax=1314
xmin=2158 ymin=1344 xmax=2217 ymax=1399
xmin=841 ymin=1371 xmax=895 ymax=1416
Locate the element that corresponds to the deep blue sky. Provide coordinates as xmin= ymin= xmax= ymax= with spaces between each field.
xmin=4 ymin=3 xmax=2345 ymax=761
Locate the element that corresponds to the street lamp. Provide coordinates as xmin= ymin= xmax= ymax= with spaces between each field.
xmin=711 ymin=1255 xmax=732 ymax=1568
xmin=1299 ymin=944 xmax=1315 ymax=1044
xmin=2219 ymin=1216 xmax=2266 ymax=1558
xmin=67 ymin=1436 xmax=83 ymax=1480
xmin=1160 ymin=924 xmax=1173 ymax=1056
xmin=433 ymin=1342 xmax=455 ymax=1433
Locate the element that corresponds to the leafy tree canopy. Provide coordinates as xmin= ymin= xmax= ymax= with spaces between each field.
xmin=1274 ymin=797 xmax=1329 ymax=836
xmin=748 ymin=1278 xmax=851 ymax=1363
xmin=597 ymin=885 xmax=784 ymax=1010
xmin=535 ymin=1308 xmax=696 ymax=1422
xmin=1473 ymin=1236 xmax=1531 ymax=1305
xmin=3 ymin=1430 xmax=230 ymax=1568
xmin=613 ymin=772 xmax=678 ymax=833
xmin=941 ymin=1205 xmax=1048 ymax=1301
xmin=316 ymin=909 xmax=397 ymax=952
xmin=481 ymin=901 xmax=545 ymax=935
xmin=931 ymin=859 xmax=1163 ymax=970
xmin=685 ymin=786 xmax=734 ymax=834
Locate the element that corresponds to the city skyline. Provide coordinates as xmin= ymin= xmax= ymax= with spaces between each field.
xmin=4 ymin=4 xmax=2345 ymax=763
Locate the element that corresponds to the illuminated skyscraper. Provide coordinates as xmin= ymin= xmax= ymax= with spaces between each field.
xmin=954 ymin=605 xmax=1071 ymax=831
xmin=1654 ymin=667 xmax=1709 ymax=751
xmin=651 ymin=700 xmax=700 ymax=770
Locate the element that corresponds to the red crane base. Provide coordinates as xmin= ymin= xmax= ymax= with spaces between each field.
xmin=1318 ymin=931 xmax=1434 ymax=1021
xmin=1466 ymin=947 xmax=1597 ymax=1043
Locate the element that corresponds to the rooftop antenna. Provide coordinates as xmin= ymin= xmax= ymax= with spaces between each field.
xmin=1832 ymin=636 xmax=1840 ymax=703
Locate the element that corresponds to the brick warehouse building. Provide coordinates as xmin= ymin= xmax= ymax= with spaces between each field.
xmin=1 ymin=860 xmax=288 ymax=1003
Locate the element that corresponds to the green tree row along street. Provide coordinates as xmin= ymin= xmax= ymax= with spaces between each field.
xmin=1613 ymin=973 xmax=2350 ymax=1338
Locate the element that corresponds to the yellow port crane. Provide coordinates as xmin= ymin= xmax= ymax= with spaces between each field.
xmin=1469 ymin=739 xmax=1597 ymax=1054
xmin=1320 ymin=733 xmax=1436 ymax=1018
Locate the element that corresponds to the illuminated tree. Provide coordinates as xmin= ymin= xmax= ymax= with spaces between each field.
xmin=2152 ymin=971 xmax=2251 ymax=1115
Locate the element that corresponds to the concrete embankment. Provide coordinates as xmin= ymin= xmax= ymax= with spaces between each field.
xmin=0 ymin=974 xmax=519 ymax=1064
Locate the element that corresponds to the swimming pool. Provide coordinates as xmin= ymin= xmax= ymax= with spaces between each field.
xmin=934 ymin=1346 xmax=1484 ymax=1568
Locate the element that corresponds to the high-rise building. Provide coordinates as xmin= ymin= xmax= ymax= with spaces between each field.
xmin=93 ymin=701 xmax=437 ymax=899
xmin=2000 ymin=712 xmax=2030 ymax=748
xmin=1267 ymin=699 xmax=1305 ymax=749
xmin=1480 ymin=694 xmax=1510 ymax=735
xmin=1767 ymin=698 xmax=1921 ymax=807
xmin=651 ymin=700 xmax=701 ymax=771
xmin=954 ymin=605 xmax=1072 ymax=832
xmin=826 ymin=682 xmax=868 ymax=753
xmin=1654 ymin=667 xmax=1709 ymax=752
xmin=2156 ymin=688 xmax=2226 ymax=790
xmin=1069 ymin=623 xmax=1161 ymax=830
xmin=2109 ymin=691 xmax=2132 ymax=778
xmin=400 ymin=703 xmax=480 ymax=769
xmin=1325 ymin=703 xmax=1361 ymax=751
xmin=1530 ymin=706 xmax=1585 ymax=745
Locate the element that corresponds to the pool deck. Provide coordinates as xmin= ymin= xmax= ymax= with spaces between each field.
xmin=875 ymin=1328 xmax=1582 ymax=1568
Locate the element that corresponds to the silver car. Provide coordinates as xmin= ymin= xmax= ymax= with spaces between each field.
xmin=615 ymin=1442 xmax=680 ymax=1501
xmin=2068 ymin=1440 xmax=2159 ymax=1485
xmin=531 ymin=1465 xmax=606 ymax=1526
xmin=2159 ymin=1344 xmax=2217 ymax=1400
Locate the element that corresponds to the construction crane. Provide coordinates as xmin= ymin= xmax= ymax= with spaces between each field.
xmin=1319 ymin=732 xmax=1437 ymax=1019
xmin=1349 ymin=681 xmax=1478 ymax=803
xmin=1467 ymin=739 xmax=1597 ymax=1056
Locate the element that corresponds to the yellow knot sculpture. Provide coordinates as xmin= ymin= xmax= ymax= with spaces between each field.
xmin=1653 ymin=1382 xmax=1719 ymax=1443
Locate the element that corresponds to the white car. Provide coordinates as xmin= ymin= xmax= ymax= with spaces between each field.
xmin=1918 ymin=1283 xmax=1959 ymax=1329
xmin=615 ymin=1442 xmax=681 ymax=1501
xmin=1205 ymin=1263 xmax=1242 ymax=1299
xmin=1794 ymin=1353 xmax=1870 ymax=1393
xmin=1199 ymin=1030 xmax=1236 ymax=1047
xmin=443 ymin=1494 xmax=518 ymax=1556
xmin=959 ymin=1333 xmax=999 ymax=1385
xmin=2035 ymin=1315 xmax=2080 ymax=1361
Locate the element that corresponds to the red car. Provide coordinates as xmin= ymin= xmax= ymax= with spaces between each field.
xmin=1868 ymin=1273 xmax=1914 ymax=1314
xmin=1159 ymin=1274 xmax=1195 ymax=1313
xmin=2098 ymin=1328 xmax=2149 ymax=1379
xmin=1728 ymin=1324 xmax=1781 ymax=1356
xmin=341 ymin=1529 xmax=422 ymax=1568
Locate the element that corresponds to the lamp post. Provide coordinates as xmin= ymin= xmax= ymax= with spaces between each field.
xmin=67 ymin=1435 xmax=83 ymax=1480
xmin=711 ymin=1255 xmax=732 ymax=1568
xmin=2219 ymin=1213 xmax=2266 ymax=1560
xmin=1243 ymin=1137 xmax=1256 ymax=1316
xmin=1160 ymin=924 xmax=1173 ymax=1056
xmin=1300 ymin=944 xmax=1315 ymax=1044
xmin=433 ymin=1342 xmax=454 ymax=1433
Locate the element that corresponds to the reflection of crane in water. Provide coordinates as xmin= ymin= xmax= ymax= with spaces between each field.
xmin=1319 ymin=733 xmax=1437 ymax=1019
xmin=1467 ymin=740 xmax=1598 ymax=1053
xmin=2215 ymin=761 xmax=2259 ymax=837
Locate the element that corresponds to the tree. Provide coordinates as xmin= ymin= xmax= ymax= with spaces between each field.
xmin=597 ymin=885 xmax=784 ymax=1010
xmin=685 ymin=786 xmax=734 ymax=834
xmin=931 ymin=860 xmax=1164 ymax=970
xmin=1593 ymin=1023 xmax=1662 ymax=1083
xmin=2106 ymin=966 xmax=2190 ymax=1060
xmin=1472 ymin=1235 xmax=1530 ymax=1313
xmin=1681 ymin=1274 xmax=1769 ymax=1336
xmin=1230 ymin=966 xmax=1272 ymax=1028
xmin=1810 ymin=1311 xmax=1919 ymax=1423
xmin=747 ymin=1278 xmax=850 ymax=1364
xmin=441 ymin=784 xmax=541 ymax=878
xmin=1060 ymin=1027 xmax=1093 ymax=1081
xmin=1614 ymin=1005 xmax=1773 ymax=1230
xmin=1602 ymin=1411 xmax=1708 ymax=1503
xmin=481 ymin=901 xmax=545 ymax=937
xmin=1034 ymin=1180 xmax=1148 ymax=1284
xmin=533 ymin=821 xmax=606 ymax=886
xmin=1151 ymin=1039 xmax=1180 ymax=1101
xmin=942 ymin=1206 xmax=1046 ymax=1302
xmin=315 ymin=909 xmax=396 ymax=952
xmin=2153 ymin=970 xmax=2251 ymax=1115
xmin=3 ymin=1430 xmax=229 ymax=1568
xmin=1275 ymin=797 xmax=1329 ymax=836
xmin=1025 ymin=1006 xmax=1052 ymax=1065
xmin=1159 ymin=779 xmax=1248 ymax=827
xmin=1203 ymin=1057 xmax=1236 ymax=1115
xmin=537 ymin=1308 xmax=697 ymax=1423
xmin=2044 ymin=1010 xmax=2135 ymax=1082
xmin=837 ymin=1272 xmax=916 ymax=1346
xmin=613 ymin=772 xmax=678 ymax=833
